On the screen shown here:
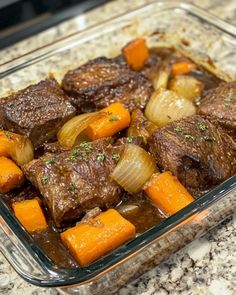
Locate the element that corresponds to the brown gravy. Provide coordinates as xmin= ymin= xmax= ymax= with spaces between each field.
xmin=3 ymin=47 xmax=221 ymax=267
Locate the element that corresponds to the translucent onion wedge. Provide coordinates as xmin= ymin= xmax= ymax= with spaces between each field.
xmin=169 ymin=75 xmax=203 ymax=101
xmin=118 ymin=205 xmax=139 ymax=215
xmin=0 ymin=130 xmax=34 ymax=166
xmin=111 ymin=144 xmax=157 ymax=193
xmin=57 ymin=112 xmax=106 ymax=148
xmin=153 ymin=66 xmax=170 ymax=90
xmin=144 ymin=89 xmax=196 ymax=126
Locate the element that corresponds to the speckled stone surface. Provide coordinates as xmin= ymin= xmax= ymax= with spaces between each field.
xmin=0 ymin=1 xmax=236 ymax=294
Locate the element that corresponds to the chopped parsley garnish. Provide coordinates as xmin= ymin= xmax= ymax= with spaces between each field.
xmin=112 ymin=154 xmax=120 ymax=161
xmin=69 ymin=149 xmax=80 ymax=162
xmin=184 ymin=134 xmax=195 ymax=140
xmin=79 ymin=141 xmax=93 ymax=152
xmin=67 ymin=183 xmax=77 ymax=192
xmin=198 ymin=123 xmax=207 ymax=131
xmin=109 ymin=115 xmax=119 ymax=122
xmin=203 ymin=136 xmax=215 ymax=142
xmin=223 ymin=95 xmax=236 ymax=108
xmin=174 ymin=127 xmax=183 ymax=133
xmin=97 ymin=153 xmax=105 ymax=161
xmin=45 ymin=159 xmax=55 ymax=166
xmin=42 ymin=175 xmax=50 ymax=185
xmin=224 ymin=101 xmax=230 ymax=108
xmin=229 ymin=95 xmax=236 ymax=101
xmin=127 ymin=136 xmax=133 ymax=143
xmin=68 ymin=142 xmax=94 ymax=162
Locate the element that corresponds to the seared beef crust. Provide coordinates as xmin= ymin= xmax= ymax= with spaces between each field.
xmin=62 ymin=57 xmax=153 ymax=113
xmin=23 ymin=138 xmax=123 ymax=227
xmin=148 ymin=115 xmax=236 ymax=196
xmin=0 ymin=79 xmax=76 ymax=148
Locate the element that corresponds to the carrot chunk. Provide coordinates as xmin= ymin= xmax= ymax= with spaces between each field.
xmin=0 ymin=156 xmax=24 ymax=194
xmin=171 ymin=61 xmax=196 ymax=76
xmin=145 ymin=172 xmax=194 ymax=216
xmin=12 ymin=199 xmax=47 ymax=232
xmin=122 ymin=38 xmax=149 ymax=70
xmin=61 ymin=209 xmax=136 ymax=266
xmin=86 ymin=103 xmax=131 ymax=140
xmin=0 ymin=131 xmax=11 ymax=157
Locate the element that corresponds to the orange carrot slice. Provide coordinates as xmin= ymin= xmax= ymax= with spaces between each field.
xmin=0 ymin=156 xmax=24 ymax=194
xmin=122 ymin=38 xmax=149 ymax=70
xmin=0 ymin=131 xmax=11 ymax=157
xmin=61 ymin=209 xmax=136 ymax=266
xmin=171 ymin=61 xmax=196 ymax=76
xmin=86 ymin=102 xmax=131 ymax=140
xmin=12 ymin=199 xmax=47 ymax=232
xmin=145 ymin=172 xmax=194 ymax=216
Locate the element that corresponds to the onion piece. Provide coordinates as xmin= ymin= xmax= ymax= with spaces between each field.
xmin=169 ymin=75 xmax=203 ymax=101
xmin=79 ymin=207 xmax=102 ymax=224
xmin=144 ymin=89 xmax=196 ymax=126
xmin=57 ymin=112 xmax=106 ymax=148
xmin=153 ymin=66 xmax=170 ymax=90
xmin=0 ymin=130 xmax=34 ymax=166
xmin=127 ymin=109 xmax=157 ymax=143
xmin=111 ymin=144 xmax=157 ymax=193
xmin=118 ymin=205 xmax=139 ymax=215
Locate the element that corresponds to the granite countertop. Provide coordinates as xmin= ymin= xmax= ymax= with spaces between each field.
xmin=0 ymin=0 xmax=236 ymax=294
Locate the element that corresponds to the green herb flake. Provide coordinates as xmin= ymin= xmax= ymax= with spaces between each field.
xmin=97 ymin=153 xmax=105 ymax=161
xmin=223 ymin=95 xmax=235 ymax=108
xmin=67 ymin=183 xmax=77 ymax=192
xmin=112 ymin=154 xmax=120 ymax=162
xmin=229 ymin=95 xmax=236 ymax=101
xmin=224 ymin=101 xmax=230 ymax=108
xmin=127 ymin=136 xmax=133 ymax=143
xmin=198 ymin=123 xmax=207 ymax=131
xmin=109 ymin=115 xmax=119 ymax=122
xmin=174 ymin=127 xmax=183 ymax=133
xmin=45 ymin=159 xmax=55 ymax=166
xmin=203 ymin=136 xmax=215 ymax=142
xmin=184 ymin=134 xmax=195 ymax=140
xmin=69 ymin=149 xmax=80 ymax=162
xmin=42 ymin=175 xmax=50 ymax=185
xmin=79 ymin=141 xmax=93 ymax=152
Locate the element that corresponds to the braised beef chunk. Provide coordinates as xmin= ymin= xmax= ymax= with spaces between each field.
xmin=198 ymin=81 xmax=236 ymax=139
xmin=43 ymin=142 xmax=70 ymax=154
xmin=23 ymin=138 xmax=124 ymax=227
xmin=62 ymin=57 xmax=153 ymax=113
xmin=148 ymin=115 xmax=236 ymax=196
xmin=0 ymin=79 xmax=76 ymax=148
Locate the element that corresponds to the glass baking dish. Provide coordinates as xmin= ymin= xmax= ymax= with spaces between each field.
xmin=0 ymin=1 xmax=236 ymax=294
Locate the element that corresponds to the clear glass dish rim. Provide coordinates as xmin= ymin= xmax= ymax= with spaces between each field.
xmin=0 ymin=0 xmax=235 ymax=288
xmin=1 ymin=0 xmax=236 ymax=76
xmin=1 ymin=176 xmax=236 ymax=288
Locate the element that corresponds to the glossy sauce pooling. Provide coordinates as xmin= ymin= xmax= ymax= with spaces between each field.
xmin=5 ymin=184 xmax=164 ymax=267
